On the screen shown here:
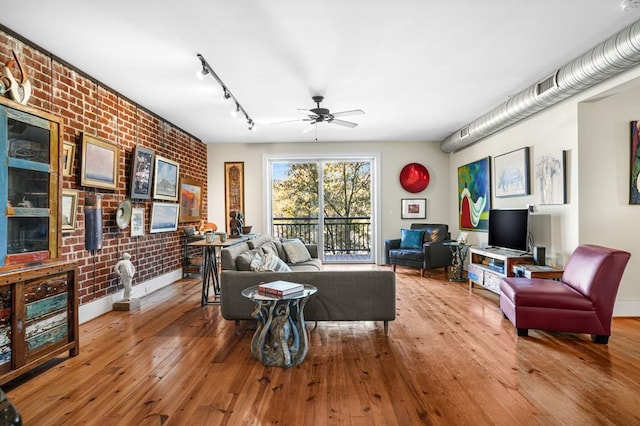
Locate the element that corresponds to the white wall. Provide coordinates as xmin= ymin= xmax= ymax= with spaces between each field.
xmin=448 ymin=65 xmax=640 ymax=315
xmin=206 ymin=141 xmax=449 ymax=264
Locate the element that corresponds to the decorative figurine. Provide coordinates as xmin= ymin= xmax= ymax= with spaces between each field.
xmin=229 ymin=211 xmax=244 ymax=237
xmin=113 ymin=253 xmax=140 ymax=311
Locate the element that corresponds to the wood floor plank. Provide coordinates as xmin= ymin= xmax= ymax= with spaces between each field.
xmin=3 ymin=264 xmax=640 ymax=425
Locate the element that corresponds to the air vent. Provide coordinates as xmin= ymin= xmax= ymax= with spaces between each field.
xmin=460 ymin=126 xmax=470 ymax=139
xmin=535 ymin=73 xmax=558 ymax=96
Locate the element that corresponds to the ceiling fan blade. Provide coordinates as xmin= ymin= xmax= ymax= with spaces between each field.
xmin=331 ymin=109 xmax=365 ymax=118
xmin=302 ymin=122 xmax=317 ymax=134
xmin=270 ymin=119 xmax=306 ymax=125
xmin=329 ymin=119 xmax=358 ymax=128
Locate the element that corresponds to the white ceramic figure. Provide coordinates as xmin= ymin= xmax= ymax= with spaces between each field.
xmin=114 ymin=252 xmax=136 ymax=300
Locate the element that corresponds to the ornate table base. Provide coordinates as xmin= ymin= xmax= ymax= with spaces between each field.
xmin=243 ymin=285 xmax=316 ymax=368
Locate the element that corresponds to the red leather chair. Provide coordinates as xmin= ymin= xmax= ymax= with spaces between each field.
xmin=500 ymin=244 xmax=631 ymax=344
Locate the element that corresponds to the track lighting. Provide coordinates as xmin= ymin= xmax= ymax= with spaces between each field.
xmin=196 ymin=53 xmax=254 ymax=130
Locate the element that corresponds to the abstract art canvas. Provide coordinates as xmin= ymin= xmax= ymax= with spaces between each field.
xmin=534 ymin=150 xmax=566 ymax=205
xmin=458 ymin=157 xmax=491 ymax=231
xmin=630 ymin=121 xmax=640 ymax=204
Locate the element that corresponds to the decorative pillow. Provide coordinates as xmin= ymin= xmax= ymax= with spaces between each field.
xmin=261 ymin=241 xmax=279 ymax=258
xmin=236 ymin=248 xmax=264 ymax=271
xmin=250 ymin=252 xmax=291 ymax=272
xmin=282 ymin=238 xmax=312 ymax=264
xmin=400 ymin=228 xmax=425 ymax=249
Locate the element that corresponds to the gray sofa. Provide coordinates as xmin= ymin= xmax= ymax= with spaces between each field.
xmin=220 ymin=235 xmax=396 ymax=333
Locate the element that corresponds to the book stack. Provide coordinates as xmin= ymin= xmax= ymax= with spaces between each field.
xmin=258 ymin=280 xmax=304 ymax=297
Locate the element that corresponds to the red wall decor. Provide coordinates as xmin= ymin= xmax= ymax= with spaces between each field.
xmin=399 ymin=163 xmax=430 ymax=193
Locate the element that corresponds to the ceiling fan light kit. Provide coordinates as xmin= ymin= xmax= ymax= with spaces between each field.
xmin=272 ymin=95 xmax=365 ymax=139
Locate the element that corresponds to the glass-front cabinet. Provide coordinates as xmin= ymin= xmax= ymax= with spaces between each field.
xmin=0 ymin=98 xmax=61 ymax=266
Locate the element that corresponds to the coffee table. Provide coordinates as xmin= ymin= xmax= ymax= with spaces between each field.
xmin=242 ymin=284 xmax=317 ymax=368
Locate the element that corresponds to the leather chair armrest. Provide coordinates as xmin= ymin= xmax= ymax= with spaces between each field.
xmin=384 ymin=239 xmax=401 ymax=264
xmin=422 ymin=241 xmax=454 ymax=269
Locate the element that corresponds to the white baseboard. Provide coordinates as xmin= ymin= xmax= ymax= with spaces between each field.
xmin=613 ymin=299 xmax=640 ymax=317
xmin=78 ymin=269 xmax=183 ymax=324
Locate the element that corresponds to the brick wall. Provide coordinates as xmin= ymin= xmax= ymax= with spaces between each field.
xmin=1 ymin=30 xmax=208 ymax=305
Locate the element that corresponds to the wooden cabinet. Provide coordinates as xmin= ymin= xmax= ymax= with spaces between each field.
xmin=468 ymin=247 xmax=533 ymax=294
xmin=0 ymin=97 xmax=62 ymax=266
xmin=0 ymin=260 xmax=79 ymax=385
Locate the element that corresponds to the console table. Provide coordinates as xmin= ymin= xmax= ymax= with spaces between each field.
xmin=189 ymin=234 xmax=255 ymax=305
xmin=242 ymin=284 xmax=317 ymax=368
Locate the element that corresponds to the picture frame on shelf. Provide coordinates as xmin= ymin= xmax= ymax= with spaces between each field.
xmin=62 ymin=142 xmax=75 ymax=177
xmin=224 ymin=161 xmax=244 ymax=233
xmin=494 ymin=147 xmax=530 ymax=198
xmin=80 ymin=133 xmax=119 ymax=190
xmin=61 ymin=189 xmax=78 ymax=231
xmin=129 ymin=145 xmax=155 ymax=200
xmin=153 ymin=156 xmax=180 ymax=201
xmin=179 ymin=177 xmax=203 ymax=223
xmin=131 ymin=207 xmax=145 ymax=237
xmin=150 ymin=202 xmax=180 ymax=233
xmin=401 ymin=198 xmax=426 ymax=219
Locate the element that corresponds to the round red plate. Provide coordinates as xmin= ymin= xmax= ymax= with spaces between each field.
xmin=399 ymin=163 xmax=430 ymax=193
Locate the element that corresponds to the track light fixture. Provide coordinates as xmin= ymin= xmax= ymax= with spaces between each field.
xmin=196 ymin=53 xmax=255 ymax=131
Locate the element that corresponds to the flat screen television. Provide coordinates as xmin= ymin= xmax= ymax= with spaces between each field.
xmin=488 ymin=208 xmax=529 ymax=252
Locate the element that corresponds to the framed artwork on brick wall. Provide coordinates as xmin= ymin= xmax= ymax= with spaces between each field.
xmin=150 ymin=202 xmax=179 ymax=233
xmin=153 ymin=156 xmax=180 ymax=201
xmin=130 ymin=145 xmax=155 ymax=200
xmin=80 ymin=133 xmax=119 ymax=190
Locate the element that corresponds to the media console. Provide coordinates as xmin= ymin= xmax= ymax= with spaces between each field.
xmin=467 ymin=247 xmax=533 ymax=294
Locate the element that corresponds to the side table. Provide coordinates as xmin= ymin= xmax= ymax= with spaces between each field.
xmin=443 ymin=242 xmax=470 ymax=282
xmin=242 ymin=284 xmax=317 ymax=368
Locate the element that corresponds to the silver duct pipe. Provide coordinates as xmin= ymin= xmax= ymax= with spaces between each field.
xmin=440 ymin=20 xmax=640 ymax=153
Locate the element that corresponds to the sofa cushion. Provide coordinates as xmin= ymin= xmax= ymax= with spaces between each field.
xmin=389 ymin=248 xmax=423 ymax=262
xmin=289 ymin=258 xmax=322 ymax=271
xmin=247 ymin=234 xmax=273 ymax=250
xmin=283 ymin=239 xmax=312 ymax=263
xmin=250 ymin=252 xmax=291 ymax=272
xmin=400 ymin=229 xmax=424 ymax=249
xmin=235 ymin=248 xmax=264 ymax=271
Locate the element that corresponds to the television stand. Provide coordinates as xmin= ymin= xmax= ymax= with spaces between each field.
xmin=467 ymin=247 xmax=533 ymax=294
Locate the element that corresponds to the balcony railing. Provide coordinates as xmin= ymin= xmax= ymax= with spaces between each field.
xmin=272 ymin=217 xmax=371 ymax=257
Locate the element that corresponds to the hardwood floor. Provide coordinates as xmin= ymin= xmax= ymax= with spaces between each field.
xmin=4 ymin=265 xmax=640 ymax=425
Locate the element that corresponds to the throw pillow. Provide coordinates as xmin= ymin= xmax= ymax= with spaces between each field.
xmin=400 ymin=228 xmax=425 ymax=249
xmin=250 ymin=252 xmax=291 ymax=272
xmin=282 ymin=238 xmax=312 ymax=264
xmin=262 ymin=252 xmax=291 ymax=272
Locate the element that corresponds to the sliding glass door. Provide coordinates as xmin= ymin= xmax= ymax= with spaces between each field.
xmin=269 ymin=157 xmax=374 ymax=263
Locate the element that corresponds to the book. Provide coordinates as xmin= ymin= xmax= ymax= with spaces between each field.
xmin=258 ymin=280 xmax=304 ymax=296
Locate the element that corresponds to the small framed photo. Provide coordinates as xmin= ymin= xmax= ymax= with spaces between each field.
xmin=131 ymin=207 xmax=145 ymax=237
xmin=130 ymin=145 xmax=155 ymax=200
xmin=150 ymin=202 xmax=180 ymax=233
xmin=401 ymin=198 xmax=426 ymax=219
xmin=153 ymin=156 xmax=180 ymax=201
xmin=179 ymin=177 xmax=203 ymax=223
xmin=62 ymin=142 xmax=75 ymax=177
xmin=80 ymin=133 xmax=119 ymax=190
xmin=61 ymin=189 xmax=78 ymax=231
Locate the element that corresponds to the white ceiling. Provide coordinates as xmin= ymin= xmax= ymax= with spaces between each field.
xmin=3 ymin=1 xmax=640 ymax=145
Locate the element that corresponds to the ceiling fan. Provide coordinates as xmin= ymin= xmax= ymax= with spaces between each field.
xmin=273 ymin=95 xmax=365 ymax=134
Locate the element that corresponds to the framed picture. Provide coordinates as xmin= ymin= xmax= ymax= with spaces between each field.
xmin=131 ymin=207 xmax=145 ymax=237
xmin=224 ymin=162 xmax=244 ymax=233
xmin=534 ymin=150 xmax=567 ymax=205
xmin=401 ymin=198 xmax=426 ymax=219
xmin=150 ymin=202 xmax=180 ymax=233
xmin=458 ymin=157 xmax=491 ymax=231
xmin=61 ymin=189 xmax=78 ymax=231
xmin=130 ymin=145 xmax=155 ymax=199
xmin=80 ymin=133 xmax=119 ymax=190
xmin=62 ymin=142 xmax=75 ymax=177
xmin=179 ymin=177 xmax=203 ymax=223
xmin=153 ymin=156 xmax=180 ymax=201
xmin=494 ymin=147 xmax=530 ymax=197
xmin=630 ymin=121 xmax=640 ymax=204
